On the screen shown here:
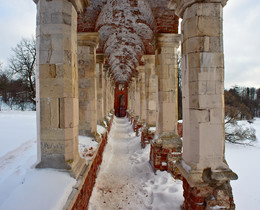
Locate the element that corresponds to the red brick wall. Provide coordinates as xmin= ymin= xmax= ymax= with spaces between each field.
xmin=152 ymin=8 xmax=179 ymax=33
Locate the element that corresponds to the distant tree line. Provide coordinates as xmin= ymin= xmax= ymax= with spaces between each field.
xmin=225 ymin=86 xmax=260 ymax=120
xmin=0 ymin=37 xmax=36 ymax=110
xmin=225 ymin=86 xmax=259 ymax=144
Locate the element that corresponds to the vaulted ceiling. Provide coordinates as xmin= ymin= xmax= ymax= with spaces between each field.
xmin=78 ymin=0 xmax=179 ymax=84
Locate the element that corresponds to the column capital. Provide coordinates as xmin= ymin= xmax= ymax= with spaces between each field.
xmin=142 ymin=55 xmax=155 ymax=64
xmin=33 ymin=0 xmax=89 ymax=13
xmin=96 ymin=54 xmax=106 ymax=64
xmin=156 ymin=33 xmax=181 ymax=49
xmin=70 ymin=0 xmax=89 ymax=13
xmin=77 ymin=32 xmax=101 ymax=48
xmin=136 ymin=65 xmax=145 ymax=72
xmin=169 ymin=0 xmax=228 ymax=18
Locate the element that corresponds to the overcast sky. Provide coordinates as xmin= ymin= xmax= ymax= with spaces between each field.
xmin=0 ymin=0 xmax=259 ymax=89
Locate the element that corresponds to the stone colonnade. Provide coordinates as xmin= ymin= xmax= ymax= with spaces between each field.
xmin=34 ymin=0 xmax=237 ymax=208
xmin=128 ymin=33 xmax=182 ymax=170
xmin=34 ymin=0 xmax=115 ymax=179
xmin=128 ymin=1 xmax=237 ymax=208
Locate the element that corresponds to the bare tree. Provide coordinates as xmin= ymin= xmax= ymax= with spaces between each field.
xmin=9 ymin=37 xmax=36 ymax=104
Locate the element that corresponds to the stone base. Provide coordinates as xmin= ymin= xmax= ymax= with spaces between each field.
xmin=36 ymin=155 xmax=86 ymax=179
xmin=79 ymin=129 xmax=95 ymax=137
xmin=132 ymin=117 xmax=143 ymax=136
xmin=177 ymin=159 xmax=238 ymax=210
xmin=141 ymin=127 xmax=155 ymax=148
xmin=150 ymin=137 xmax=182 ymax=171
xmin=168 ymin=161 xmax=183 ymax=180
xmin=182 ymin=178 xmax=235 ymax=210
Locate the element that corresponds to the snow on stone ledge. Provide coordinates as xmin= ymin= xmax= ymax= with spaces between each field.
xmin=181 ymin=160 xmax=191 ymax=173
xmin=97 ymin=125 xmax=106 ymax=135
xmin=79 ymin=136 xmax=99 ymax=164
xmin=148 ymin=126 xmax=156 ymax=132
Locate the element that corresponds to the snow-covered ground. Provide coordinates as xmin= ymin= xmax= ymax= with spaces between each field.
xmin=0 ymin=111 xmax=260 ymax=209
xmin=0 ymin=111 xmax=76 ymax=210
xmin=225 ymin=118 xmax=260 ymax=209
xmin=89 ymin=117 xmax=183 ymax=210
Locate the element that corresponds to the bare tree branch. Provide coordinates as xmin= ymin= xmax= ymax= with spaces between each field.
xmin=8 ymin=37 xmax=36 ymax=104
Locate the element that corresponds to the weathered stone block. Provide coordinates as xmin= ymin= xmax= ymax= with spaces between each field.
xmin=60 ymin=97 xmax=78 ymax=128
xmin=183 ymin=3 xmax=223 ymax=19
xmin=198 ymin=94 xmax=223 ymax=109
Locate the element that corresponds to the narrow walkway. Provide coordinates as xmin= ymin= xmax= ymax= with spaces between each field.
xmin=89 ymin=117 xmax=183 ymax=210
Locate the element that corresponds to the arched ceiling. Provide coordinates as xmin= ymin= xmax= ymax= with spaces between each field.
xmin=78 ymin=0 xmax=179 ymax=84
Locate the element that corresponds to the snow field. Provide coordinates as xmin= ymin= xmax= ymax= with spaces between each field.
xmin=225 ymin=118 xmax=260 ymax=209
xmin=0 ymin=111 xmax=36 ymax=157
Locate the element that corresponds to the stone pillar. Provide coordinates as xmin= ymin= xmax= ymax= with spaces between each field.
xmin=106 ymin=74 xmax=114 ymax=114
xmin=150 ymin=33 xmax=182 ymax=171
xmin=127 ymin=84 xmax=131 ymax=112
xmin=96 ymin=54 xmax=105 ymax=124
xmin=143 ymin=55 xmax=156 ymax=127
xmin=140 ymin=55 xmax=156 ymax=148
xmin=134 ymin=74 xmax=141 ymax=118
xmin=103 ymin=64 xmax=108 ymax=117
xmin=131 ymin=78 xmax=136 ymax=116
xmin=137 ymin=65 xmax=146 ymax=124
xmin=111 ymin=80 xmax=115 ymax=113
xmin=78 ymin=32 xmax=100 ymax=137
xmin=106 ymin=74 xmax=111 ymax=115
xmin=170 ymin=0 xmax=237 ymax=209
xmin=35 ymin=0 xmax=88 ymax=178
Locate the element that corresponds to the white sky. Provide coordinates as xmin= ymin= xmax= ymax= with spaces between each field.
xmin=0 ymin=0 xmax=259 ymax=89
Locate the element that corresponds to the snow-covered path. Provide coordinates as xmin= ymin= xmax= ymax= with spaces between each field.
xmin=89 ymin=117 xmax=183 ymax=210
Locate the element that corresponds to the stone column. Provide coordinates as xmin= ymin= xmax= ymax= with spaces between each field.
xmin=130 ymin=78 xmax=136 ymax=116
xmin=106 ymin=74 xmax=111 ymax=115
xmin=150 ymin=33 xmax=182 ymax=171
xmin=96 ymin=54 xmax=105 ymax=124
xmin=134 ymin=74 xmax=141 ymax=118
xmin=137 ymin=65 xmax=146 ymax=124
xmin=111 ymin=80 xmax=115 ymax=113
xmin=140 ymin=55 xmax=156 ymax=148
xmin=35 ymin=0 xmax=88 ymax=178
xmin=127 ymin=84 xmax=131 ymax=113
xmin=129 ymin=81 xmax=135 ymax=114
xmin=170 ymin=0 xmax=237 ymax=209
xmin=78 ymin=32 xmax=100 ymax=137
xmin=102 ymin=64 xmax=108 ymax=117
xmin=143 ymin=55 xmax=156 ymax=127
xmin=106 ymin=74 xmax=114 ymax=114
